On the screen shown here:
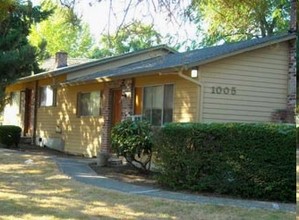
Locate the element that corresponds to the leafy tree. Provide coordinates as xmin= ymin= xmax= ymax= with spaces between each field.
xmin=57 ymin=0 xmax=293 ymax=49
xmin=0 ymin=0 xmax=50 ymax=111
xmin=188 ymin=0 xmax=291 ymax=46
xmin=91 ymin=21 xmax=162 ymax=58
xmin=29 ymin=0 xmax=94 ymax=59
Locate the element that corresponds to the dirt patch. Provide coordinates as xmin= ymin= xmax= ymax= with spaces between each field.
xmin=89 ymin=162 xmax=159 ymax=187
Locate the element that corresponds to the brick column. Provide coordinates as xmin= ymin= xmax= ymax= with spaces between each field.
xmin=272 ymin=2 xmax=297 ymax=123
xmin=99 ymin=85 xmax=112 ymax=154
xmin=287 ymin=39 xmax=296 ymax=123
xmin=97 ymin=79 xmax=134 ymax=166
xmin=288 ymin=0 xmax=297 ymax=123
xmin=271 ymin=39 xmax=296 ymax=124
xmin=121 ymin=79 xmax=133 ymax=119
xmin=97 ymin=85 xmax=112 ymax=166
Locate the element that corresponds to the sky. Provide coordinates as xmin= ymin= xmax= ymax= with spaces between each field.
xmin=32 ymin=0 xmax=200 ymax=50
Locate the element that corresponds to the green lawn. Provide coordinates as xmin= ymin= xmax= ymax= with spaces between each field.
xmin=0 ymin=150 xmax=295 ymax=220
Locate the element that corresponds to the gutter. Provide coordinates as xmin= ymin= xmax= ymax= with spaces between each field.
xmin=177 ymin=69 xmax=204 ymax=122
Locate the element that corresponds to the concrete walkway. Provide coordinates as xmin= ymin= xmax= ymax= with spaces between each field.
xmin=53 ymin=157 xmax=296 ymax=213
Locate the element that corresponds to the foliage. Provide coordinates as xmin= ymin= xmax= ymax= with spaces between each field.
xmin=188 ymin=0 xmax=291 ymax=46
xmin=0 ymin=125 xmax=22 ymax=147
xmin=29 ymin=0 xmax=94 ymax=59
xmin=0 ymin=0 xmax=51 ymax=111
xmin=154 ymin=123 xmax=296 ymax=202
xmin=91 ymin=21 xmax=162 ymax=58
xmin=52 ymin=0 xmax=294 ymax=50
xmin=111 ymin=119 xmax=153 ymax=172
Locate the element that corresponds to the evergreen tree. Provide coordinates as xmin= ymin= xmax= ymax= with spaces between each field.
xmin=0 ymin=0 xmax=51 ymax=111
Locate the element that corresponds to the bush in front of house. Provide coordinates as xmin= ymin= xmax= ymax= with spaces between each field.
xmin=0 ymin=125 xmax=22 ymax=148
xmin=154 ymin=123 xmax=296 ymax=202
xmin=111 ymin=119 xmax=153 ymax=172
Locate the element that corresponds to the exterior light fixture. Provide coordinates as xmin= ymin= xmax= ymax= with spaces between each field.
xmin=125 ymin=91 xmax=131 ymax=98
xmin=191 ymin=67 xmax=198 ymax=78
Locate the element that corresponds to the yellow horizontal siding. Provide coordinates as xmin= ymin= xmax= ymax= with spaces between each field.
xmin=203 ymin=69 xmax=286 ymax=81
xmin=203 ymin=77 xmax=286 ymax=89
xmin=204 ymin=92 xmax=285 ymax=102
xmin=204 ymin=98 xmax=285 ymax=108
xmin=201 ymin=42 xmax=288 ymax=123
xmin=203 ymin=108 xmax=272 ymax=117
xmin=37 ymin=82 xmax=104 ymax=157
xmin=211 ymin=63 xmax=288 ymax=75
xmin=204 ymin=103 xmax=282 ymax=112
xmin=135 ymin=74 xmax=199 ymax=122
xmin=203 ymin=115 xmax=268 ymax=123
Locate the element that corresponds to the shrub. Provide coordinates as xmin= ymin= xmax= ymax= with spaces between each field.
xmin=154 ymin=123 xmax=296 ymax=202
xmin=111 ymin=119 xmax=153 ymax=172
xmin=0 ymin=125 xmax=22 ymax=147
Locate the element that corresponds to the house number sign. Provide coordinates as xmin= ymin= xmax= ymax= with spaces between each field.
xmin=211 ymin=86 xmax=237 ymax=95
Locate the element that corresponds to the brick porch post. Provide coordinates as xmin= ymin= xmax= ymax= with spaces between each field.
xmin=97 ymin=85 xmax=112 ymax=166
xmin=97 ymin=79 xmax=134 ymax=166
xmin=287 ymin=39 xmax=296 ymax=113
xmin=121 ymin=79 xmax=133 ymax=119
xmin=286 ymin=0 xmax=297 ymax=122
xmin=271 ymin=2 xmax=297 ymax=123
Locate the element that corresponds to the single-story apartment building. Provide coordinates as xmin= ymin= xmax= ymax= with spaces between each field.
xmin=3 ymin=32 xmax=296 ymax=157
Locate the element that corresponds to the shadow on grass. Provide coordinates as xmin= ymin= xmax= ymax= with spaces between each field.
xmin=0 ymin=151 xmax=178 ymax=220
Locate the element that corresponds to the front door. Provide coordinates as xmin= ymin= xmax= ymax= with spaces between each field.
xmin=23 ymin=89 xmax=32 ymax=136
xmin=112 ymin=89 xmax=122 ymax=126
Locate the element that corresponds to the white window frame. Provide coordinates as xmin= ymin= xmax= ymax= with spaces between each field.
xmin=77 ymin=91 xmax=101 ymax=117
xmin=39 ymin=86 xmax=56 ymax=107
xmin=143 ymin=84 xmax=174 ymax=126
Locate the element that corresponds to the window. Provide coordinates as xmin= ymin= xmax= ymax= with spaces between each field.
xmin=143 ymin=84 xmax=173 ymax=126
xmin=39 ymin=86 xmax=56 ymax=107
xmin=77 ymin=91 xmax=101 ymax=116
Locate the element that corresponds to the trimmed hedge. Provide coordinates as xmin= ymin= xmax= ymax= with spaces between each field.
xmin=154 ymin=123 xmax=296 ymax=202
xmin=0 ymin=125 xmax=22 ymax=147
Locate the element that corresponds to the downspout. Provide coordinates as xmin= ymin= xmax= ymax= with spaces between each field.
xmin=177 ymin=69 xmax=204 ymax=122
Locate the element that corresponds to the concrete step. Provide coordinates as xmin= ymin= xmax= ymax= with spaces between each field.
xmin=108 ymin=157 xmax=123 ymax=167
xmin=20 ymin=137 xmax=32 ymax=144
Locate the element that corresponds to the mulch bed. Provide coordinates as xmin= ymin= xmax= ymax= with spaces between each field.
xmin=89 ymin=162 xmax=159 ymax=187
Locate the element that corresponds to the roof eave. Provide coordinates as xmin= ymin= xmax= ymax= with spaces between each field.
xmin=16 ymin=45 xmax=177 ymax=84
xmin=62 ymin=67 xmax=180 ymax=86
